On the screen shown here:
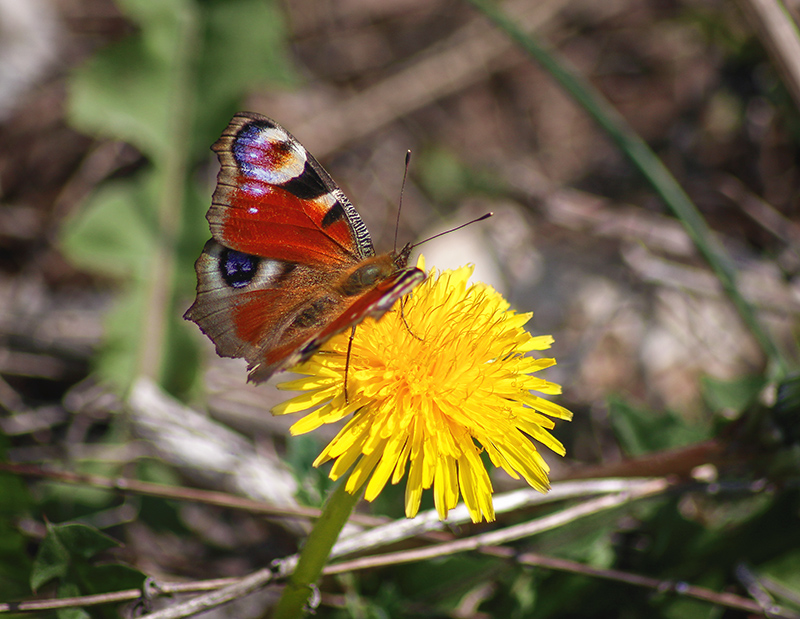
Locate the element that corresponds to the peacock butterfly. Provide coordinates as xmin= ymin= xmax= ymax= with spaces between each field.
xmin=184 ymin=112 xmax=426 ymax=383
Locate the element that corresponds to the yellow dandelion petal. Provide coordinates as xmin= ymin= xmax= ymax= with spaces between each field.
xmin=516 ymin=356 xmax=557 ymax=374
xmin=364 ymin=434 xmax=405 ymax=501
xmin=288 ymin=399 xmax=361 ymax=435
xmin=392 ymin=437 xmax=412 ymax=485
xmin=273 ymin=257 xmax=573 ymax=523
xmin=324 ymin=431 xmax=365 ymax=477
xmin=459 ymin=447 xmax=494 ymax=521
xmin=405 ymin=430 xmax=425 ymax=517
xmin=520 ymin=421 xmax=567 ymax=456
xmin=524 ymin=334 xmax=556 ymax=351
xmin=345 ymin=442 xmax=384 ymax=493
xmin=520 ymin=393 xmax=574 ymax=420
xmin=320 ymin=413 xmax=372 ymax=461
xmin=272 ymin=387 xmax=336 ymax=416
xmin=434 ymin=455 xmax=459 ymax=520
xmin=421 ymin=432 xmax=437 ymax=489
xmin=504 ymin=312 xmax=533 ymax=330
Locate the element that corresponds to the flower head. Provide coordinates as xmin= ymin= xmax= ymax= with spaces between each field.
xmin=273 ymin=257 xmax=572 ymax=522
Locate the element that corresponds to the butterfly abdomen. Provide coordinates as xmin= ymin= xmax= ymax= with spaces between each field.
xmin=291 ymin=297 xmax=338 ymax=329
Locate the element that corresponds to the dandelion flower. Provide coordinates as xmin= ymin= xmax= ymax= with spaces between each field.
xmin=272 ymin=257 xmax=572 ymax=522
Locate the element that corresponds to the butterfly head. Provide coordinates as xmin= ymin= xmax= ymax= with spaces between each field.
xmin=393 ymin=242 xmax=414 ymax=269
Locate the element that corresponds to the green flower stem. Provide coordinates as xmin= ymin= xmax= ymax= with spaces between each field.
xmin=270 ymin=481 xmax=361 ymax=619
xmin=466 ymin=0 xmax=789 ymax=377
xmin=137 ymin=4 xmax=198 ymax=384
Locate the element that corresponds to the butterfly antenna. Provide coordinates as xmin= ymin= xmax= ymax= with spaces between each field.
xmin=411 ymin=212 xmax=493 ymax=249
xmin=344 ymin=325 xmax=356 ymax=404
xmin=394 ymin=150 xmax=412 ymax=253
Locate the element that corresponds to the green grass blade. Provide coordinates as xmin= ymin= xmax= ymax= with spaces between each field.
xmin=466 ymin=0 xmax=789 ymax=376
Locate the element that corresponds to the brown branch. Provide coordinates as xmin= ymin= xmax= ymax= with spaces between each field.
xmin=0 ymin=462 xmax=384 ymax=527
xmin=560 ymin=439 xmax=730 ymax=481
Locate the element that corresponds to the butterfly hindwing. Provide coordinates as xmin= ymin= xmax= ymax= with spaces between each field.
xmin=185 ymin=240 xmax=340 ymax=378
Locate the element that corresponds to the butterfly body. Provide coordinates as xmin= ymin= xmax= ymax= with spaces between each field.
xmin=185 ymin=112 xmax=425 ymax=383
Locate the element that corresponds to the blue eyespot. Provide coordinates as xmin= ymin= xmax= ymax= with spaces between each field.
xmin=220 ymin=248 xmax=259 ymax=288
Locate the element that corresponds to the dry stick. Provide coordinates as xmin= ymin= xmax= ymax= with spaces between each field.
xmin=326 ymin=550 xmax=795 ymax=618
xmin=0 ymin=462 xmax=383 ymax=527
xmin=328 ymin=479 xmax=669 ymax=574
xmin=3 ymin=544 xmax=790 ymax=618
xmin=3 ymin=543 xmax=786 ymax=617
xmin=491 ymin=552 xmax=795 ymax=618
xmin=144 ymin=569 xmax=281 ymax=619
xmin=2 ymin=462 xmax=670 ymax=542
xmin=736 ymin=563 xmax=786 ymax=616
xmin=329 ymin=478 xmax=660 ymax=559
xmin=0 ymin=579 xmax=240 ymax=614
xmin=561 ymin=439 xmax=729 ymax=480
xmin=718 ymin=174 xmax=800 ymax=251
xmin=739 ymin=0 xmax=800 ymax=112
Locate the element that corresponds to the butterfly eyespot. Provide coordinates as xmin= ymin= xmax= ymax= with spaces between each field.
xmin=220 ymin=247 xmax=260 ymax=288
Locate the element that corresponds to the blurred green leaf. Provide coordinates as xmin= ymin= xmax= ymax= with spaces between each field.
xmin=608 ymin=396 xmax=710 ymax=456
xmin=760 ymin=551 xmax=800 ymax=605
xmin=287 ymin=434 xmax=333 ymax=507
xmin=701 ymin=374 xmax=766 ymax=415
xmin=31 ymin=522 xmax=145 ymax=618
xmin=60 ymin=179 xmax=157 ymax=280
xmin=417 ymin=147 xmax=506 ymax=205
xmin=83 ymin=563 xmax=148 ymax=595
xmin=772 ymin=375 xmax=800 ymax=445
xmin=56 ymin=582 xmax=91 ymax=619
xmin=68 ymin=0 xmax=193 ymax=161
xmin=396 ymin=554 xmax=499 ymax=612
xmin=0 ymin=439 xmax=34 ymax=601
xmin=31 ymin=523 xmax=121 ymax=591
xmin=191 ymin=0 xmax=297 ymax=150
xmin=100 ymin=285 xmax=153 ymax=388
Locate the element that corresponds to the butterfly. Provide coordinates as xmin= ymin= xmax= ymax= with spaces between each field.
xmin=184 ymin=112 xmax=426 ymax=383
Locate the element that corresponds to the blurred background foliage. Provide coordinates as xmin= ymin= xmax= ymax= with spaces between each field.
xmin=1 ymin=0 xmax=800 ymax=617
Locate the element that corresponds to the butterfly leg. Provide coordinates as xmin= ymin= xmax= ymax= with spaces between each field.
xmin=400 ymin=297 xmax=423 ymax=341
xmin=344 ymin=325 xmax=357 ymax=404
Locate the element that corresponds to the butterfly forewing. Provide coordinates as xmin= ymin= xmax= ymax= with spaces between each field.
xmin=210 ymin=113 xmax=374 ymax=265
